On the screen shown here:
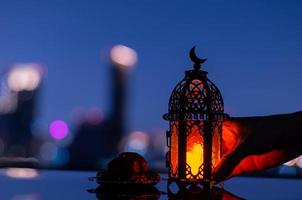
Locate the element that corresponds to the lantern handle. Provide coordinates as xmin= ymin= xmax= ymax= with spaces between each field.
xmin=190 ymin=46 xmax=207 ymax=70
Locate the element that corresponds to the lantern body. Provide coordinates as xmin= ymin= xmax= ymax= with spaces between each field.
xmin=164 ymin=57 xmax=226 ymax=190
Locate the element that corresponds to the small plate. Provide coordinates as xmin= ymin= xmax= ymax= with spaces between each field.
xmin=88 ymin=185 xmax=162 ymax=200
xmin=89 ymin=176 xmax=160 ymax=187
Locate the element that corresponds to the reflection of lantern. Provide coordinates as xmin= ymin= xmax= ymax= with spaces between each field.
xmin=163 ymin=47 xmax=227 ymax=191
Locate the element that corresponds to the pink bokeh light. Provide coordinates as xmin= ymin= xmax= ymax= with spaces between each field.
xmin=49 ymin=120 xmax=69 ymax=140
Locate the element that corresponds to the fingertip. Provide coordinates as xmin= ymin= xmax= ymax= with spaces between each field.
xmin=212 ymin=150 xmax=244 ymax=182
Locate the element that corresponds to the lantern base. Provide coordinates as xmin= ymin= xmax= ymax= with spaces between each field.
xmin=167 ymin=178 xmax=223 ymax=199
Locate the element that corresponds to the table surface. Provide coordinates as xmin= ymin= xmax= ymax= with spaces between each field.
xmin=0 ymin=169 xmax=301 ymax=200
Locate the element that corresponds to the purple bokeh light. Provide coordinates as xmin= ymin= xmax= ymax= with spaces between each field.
xmin=49 ymin=120 xmax=69 ymax=140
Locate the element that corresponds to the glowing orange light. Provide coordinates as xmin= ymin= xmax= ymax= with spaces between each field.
xmin=170 ymin=123 xmax=178 ymax=177
xmin=187 ymin=143 xmax=203 ymax=177
xmin=222 ymin=121 xmax=240 ymax=153
xmin=212 ymin=127 xmax=221 ymax=168
xmin=186 ymin=125 xmax=203 ymax=179
xmin=170 ymin=122 xmax=223 ymax=180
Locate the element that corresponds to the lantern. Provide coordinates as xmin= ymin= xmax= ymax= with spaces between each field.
xmin=163 ymin=47 xmax=227 ymax=192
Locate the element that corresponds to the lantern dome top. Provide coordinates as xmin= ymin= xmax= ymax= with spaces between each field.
xmin=163 ymin=47 xmax=226 ymax=121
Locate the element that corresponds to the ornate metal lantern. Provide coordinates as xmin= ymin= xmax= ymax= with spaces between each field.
xmin=163 ymin=47 xmax=227 ymax=191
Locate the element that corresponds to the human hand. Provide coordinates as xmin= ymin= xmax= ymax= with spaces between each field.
xmin=213 ymin=111 xmax=302 ymax=182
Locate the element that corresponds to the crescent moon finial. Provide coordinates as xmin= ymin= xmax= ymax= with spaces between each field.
xmin=189 ymin=46 xmax=207 ymax=70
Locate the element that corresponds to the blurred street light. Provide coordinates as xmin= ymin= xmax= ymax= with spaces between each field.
xmin=7 ymin=63 xmax=43 ymax=92
xmin=110 ymin=45 xmax=137 ymax=70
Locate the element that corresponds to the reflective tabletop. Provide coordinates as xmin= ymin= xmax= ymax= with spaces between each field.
xmin=0 ymin=169 xmax=301 ymax=200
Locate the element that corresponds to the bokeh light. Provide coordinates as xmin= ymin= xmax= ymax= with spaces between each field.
xmin=85 ymin=106 xmax=104 ymax=125
xmin=150 ymin=130 xmax=166 ymax=156
xmin=0 ymin=92 xmax=18 ymax=114
xmin=39 ymin=142 xmax=69 ymax=166
xmin=70 ymin=106 xmax=85 ymax=125
xmin=52 ymin=147 xmax=70 ymax=166
xmin=5 ymin=168 xmax=39 ymax=179
xmin=31 ymin=119 xmax=49 ymax=139
xmin=110 ymin=45 xmax=137 ymax=69
xmin=7 ymin=63 xmax=42 ymax=92
xmin=124 ymin=131 xmax=150 ymax=155
xmin=39 ymin=142 xmax=58 ymax=163
xmin=49 ymin=120 xmax=69 ymax=140
xmin=11 ymin=194 xmax=41 ymax=200
xmin=0 ymin=80 xmax=18 ymax=113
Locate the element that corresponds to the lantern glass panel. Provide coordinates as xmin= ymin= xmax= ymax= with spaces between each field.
xmin=186 ymin=79 xmax=206 ymax=110
xmin=186 ymin=121 xmax=204 ymax=179
xmin=170 ymin=121 xmax=178 ymax=178
xmin=212 ymin=123 xmax=222 ymax=169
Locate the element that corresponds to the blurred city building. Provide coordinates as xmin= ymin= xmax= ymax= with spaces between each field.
xmin=0 ymin=63 xmax=43 ymax=159
xmin=68 ymin=45 xmax=137 ymax=169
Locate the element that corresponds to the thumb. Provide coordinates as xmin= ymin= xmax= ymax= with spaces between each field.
xmin=213 ymin=146 xmax=246 ymax=182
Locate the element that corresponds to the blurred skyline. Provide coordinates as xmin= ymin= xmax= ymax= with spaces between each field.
xmin=0 ymin=0 xmax=301 ymax=133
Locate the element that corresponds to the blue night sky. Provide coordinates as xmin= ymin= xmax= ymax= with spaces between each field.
xmin=0 ymin=0 xmax=301 ymax=133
